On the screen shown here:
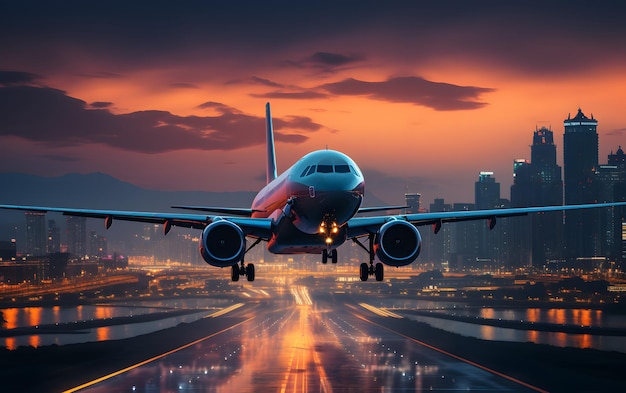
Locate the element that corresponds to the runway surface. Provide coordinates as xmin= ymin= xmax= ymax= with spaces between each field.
xmin=66 ymin=286 xmax=542 ymax=392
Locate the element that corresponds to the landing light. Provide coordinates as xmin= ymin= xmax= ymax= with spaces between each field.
xmin=325 ymin=237 xmax=333 ymax=245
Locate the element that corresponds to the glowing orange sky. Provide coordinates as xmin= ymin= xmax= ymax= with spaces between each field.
xmin=1 ymin=1 xmax=625 ymax=206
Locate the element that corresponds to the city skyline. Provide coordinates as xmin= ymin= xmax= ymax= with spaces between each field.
xmin=1 ymin=1 xmax=625 ymax=205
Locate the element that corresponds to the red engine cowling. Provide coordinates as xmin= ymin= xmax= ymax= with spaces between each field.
xmin=200 ymin=220 xmax=245 ymax=267
xmin=374 ymin=220 xmax=421 ymax=266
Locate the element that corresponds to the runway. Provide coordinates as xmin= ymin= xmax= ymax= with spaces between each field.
xmin=65 ymin=286 xmax=542 ymax=392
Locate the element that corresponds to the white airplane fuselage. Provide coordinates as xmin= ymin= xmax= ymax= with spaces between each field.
xmin=251 ymin=150 xmax=364 ymax=254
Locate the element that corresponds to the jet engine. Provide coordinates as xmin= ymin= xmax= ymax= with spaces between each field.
xmin=374 ymin=220 xmax=421 ymax=266
xmin=200 ymin=219 xmax=245 ymax=267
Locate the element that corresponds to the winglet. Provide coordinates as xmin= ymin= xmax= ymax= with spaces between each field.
xmin=265 ymin=102 xmax=277 ymax=184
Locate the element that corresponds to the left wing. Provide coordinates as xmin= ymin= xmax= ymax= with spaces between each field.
xmin=347 ymin=201 xmax=626 ymax=238
xmin=0 ymin=204 xmax=273 ymax=239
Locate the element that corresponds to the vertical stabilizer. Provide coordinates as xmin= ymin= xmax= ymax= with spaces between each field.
xmin=265 ymin=102 xmax=277 ymax=184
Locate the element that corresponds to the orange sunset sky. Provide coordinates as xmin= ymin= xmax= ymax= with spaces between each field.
xmin=1 ymin=1 xmax=625 ymax=206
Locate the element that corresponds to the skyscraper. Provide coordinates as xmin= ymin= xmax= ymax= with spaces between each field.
xmin=66 ymin=216 xmax=87 ymax=258
xmin=510 ymin=159 xmax=533 ymax=266
xmin=595 ymin=147 xmax=626 ymax=263
xmin=563 ymin=109 xmax=599 ymax=260
xmin=475 ymin=172 xmax=500 ymax=210
xmin=428 ymin=198 xmax=452 ymax=267
xmin=531 ymin=127 xmax=564 ymax=263
xmin=474 ymin=172 xmax=508 ymax=266
xmin=404 ymin=193 xmax=421 ymax=214
xmin=47 ymin=219 xmax=60 ymax=254
xmin=25 ymin=211 xmax=47 ymax=256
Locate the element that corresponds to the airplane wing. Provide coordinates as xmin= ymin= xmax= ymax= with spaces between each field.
xmin=357 ymin=206 xmax=408 ymax=214
xmin=171 ymin=205 xmax=260 ymax=216
xmin=346 ymin=201 xmax=626 ymax=238
xmin=0 ymin=204 xmax=273 ymax=239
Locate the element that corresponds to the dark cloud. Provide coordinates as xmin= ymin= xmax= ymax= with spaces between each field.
xmin=282 ymin=51 xmax=366 ymax=74
xmin=319 ymin=77 xmax=494 ymax=111
xmin=0 ymin=71 xmax=40 ymax=86
xmin=307 ymin=52 xmax=365 ymax=67
xmin=2 ymin=2 xmax=625 ymax=78
xmin=230 ymin=77 xmax=286 ymax=88
xmin=89 ymin=101 xmax=113 ymax=109
xmin=0 ymin=86 xmax=322 ymax=153
xmin=196 ymin=101 xmax=241 ymax=113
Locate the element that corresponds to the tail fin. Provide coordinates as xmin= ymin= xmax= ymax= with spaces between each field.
xmin=265 ymin=102 xmax=277 ymax=184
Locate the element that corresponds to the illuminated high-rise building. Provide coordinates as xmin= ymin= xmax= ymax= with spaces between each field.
xmin=563 ymin=109 xmax=598 ymax=260
xmin=510 ymin=126 xmax=564 ymax=266
xmin=88 ymin=230 xmax=108 ymax=258
xmin=404 ymin=193 xmax=421 ymax=214
xmin=428 ymin=198 xmax=451 ymax=267
xmin=595 ymin=147 xmax=626 ymax=264
xmin=25 ymin=211 xmax=47 ymax=256
xmin=531 ymin=127 xmax=564 ymax=263
xmin=474 ymin=172 xmax=508 ymax=267
xmin=47 ymin=219 xmax=60 ymax=254
xmin=449 ymin=202 xmax=479 ymax=270
xmin=66 ymin=216 xmax=87 ymax=258
xmin=510 ymin=159 xmax=533 ymax=266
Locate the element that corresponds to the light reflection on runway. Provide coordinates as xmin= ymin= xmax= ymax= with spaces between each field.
xmin=71 ymin=287 xmax=538 ymax=392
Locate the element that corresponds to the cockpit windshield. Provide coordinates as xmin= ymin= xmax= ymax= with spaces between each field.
xmin=299 ymin=163 xmax=360 ymax=177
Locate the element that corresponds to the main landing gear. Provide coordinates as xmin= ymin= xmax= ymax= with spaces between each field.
xmin=231 ymin=261 xmax=255 ymax=282
xmin=322 ymin=249 xmax=338 ymax=264
xmin=352 ymin=234 xmax=384 ymax=282
xmin=359 ymin=262 xmax=383 ymax=282
xmin=230 ymin=238 xmax=263 ymax=282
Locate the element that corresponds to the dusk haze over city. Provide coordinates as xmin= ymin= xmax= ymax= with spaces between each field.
xmin=2 ymin=2 xmax=626 ymax=392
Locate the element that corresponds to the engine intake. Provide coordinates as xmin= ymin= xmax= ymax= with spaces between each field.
xmin=200 ymin=220 xmax=245 ymax=267
xmin=374 ymin=220 xmax=421 ymax=266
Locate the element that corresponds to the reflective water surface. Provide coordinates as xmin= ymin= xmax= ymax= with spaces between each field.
xmin=0 ymin=298 xmax=234 ymax=350
xmin=368 ymin=297 xmax=626 ymax=353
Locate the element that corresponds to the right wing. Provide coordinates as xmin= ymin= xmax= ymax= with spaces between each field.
xmin=347 ymin=201 xmax=626 ymax=238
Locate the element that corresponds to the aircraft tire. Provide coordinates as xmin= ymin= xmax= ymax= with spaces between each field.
xmin=231 ymin=265 xmax=240 ymax=281
xmin=246 ymin=263 xmax=255 ymax=281
xmin=359 ymin=263 xmax=369 ymax=281
xmin=331 ymin=249 xmax=338 ymax=263
xmin=375 ymin=263 xmax=384 ymax=281
xmin=322 ymin=250 xmax=328 ymax=264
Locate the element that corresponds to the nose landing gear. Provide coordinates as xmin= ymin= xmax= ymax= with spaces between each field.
xmin=322 ymin=249 xmax=338 ymax=264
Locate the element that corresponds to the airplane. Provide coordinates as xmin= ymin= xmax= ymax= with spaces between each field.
xmin=2 ymin=103 xmax=626 ymax=282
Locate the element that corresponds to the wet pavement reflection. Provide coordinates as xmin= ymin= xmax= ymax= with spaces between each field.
xmin=75 ymin=287 xmax=536 ymax=392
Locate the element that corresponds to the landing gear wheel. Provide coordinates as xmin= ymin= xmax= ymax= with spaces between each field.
xmin=231 ymin=265 xmax=240 ymax=281
xmin=322 ymin=249 xmax=328 ymax=264
xmin=375 ymin=263 xmax=384 ymax=281
xmin=331 ymin=249 xmax=338 ymax=264
xmin=246 ymin=263 xmax=255 ymax=282
xmin=359 ymin=263 xmax=369 ymax=281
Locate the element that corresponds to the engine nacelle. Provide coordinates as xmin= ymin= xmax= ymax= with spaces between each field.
xmin=200 ymin=220 xmax=245 ymax=267
xmin=374 ymin=220 xmax=421 ymax=266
